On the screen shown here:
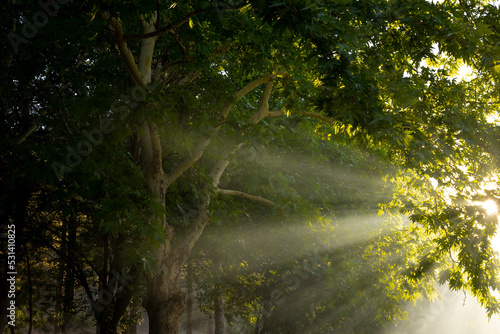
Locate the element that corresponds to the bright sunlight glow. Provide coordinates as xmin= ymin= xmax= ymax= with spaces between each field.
xmin=480 ymin=200 xmax=498 ymax=215
xmin=480 ymin=199 xmax=500 ymax=255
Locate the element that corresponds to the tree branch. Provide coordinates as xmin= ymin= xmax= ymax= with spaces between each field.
xmin=99 ymin=12 xmax=144 ymax=86
xmin=140 ymin=121 xmax=154 ymax=172
xmin=213 ymin=42 xmax=232 ymax=57
xmin=152 ymin=59 xmax=184 ymax=82
xmin=216 ymin=188 xmax=285 ymax=213
xmin=177 ymin=69 xmax=202 ymax=86
xmin=249 ymin=81 xmax=273 ymax=124
xmin=217 ymin=74 xmax=276 ymax=129
xmin=123 ymin=9 xmax=206 ymax=41
xmin=156 ymin=0 xmax=161 ymax=30
xmin=170 ymin=155 xmax=233 ymax=266
xmin=303 ymin=112 xmax=336 ymax=126
xmin=138 ymin=13 xmax=157 ymax=84
xmin=147 ymin=119 xmax=164 ymax=179
xmin=169 ymin=30 xmax=190 ymax=60
xmin=170 ymin=77 xmax=286 ymax=264
xmin=166 ymin=137 xmax=211 ymax=188
xmin=171 ymin=205 xmax=210 ymax=269
xmin=175 ymin=44 xmax=231 ymax=85
xmin=140 ymin=119 xmax=166 ymax=192
xmin=266 ymin=110 xmax=285 ymax=118
xmin=15 ymin=123 xmax=38 ymax=145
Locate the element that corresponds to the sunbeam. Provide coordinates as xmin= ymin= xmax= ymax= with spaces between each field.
xmin=387 ymin=285 xmax=500 ymax=334
xmin=480 ymin=200 xmax=498 ymax=216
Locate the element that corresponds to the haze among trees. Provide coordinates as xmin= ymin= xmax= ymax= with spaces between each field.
xmin=3 ymin=0 xmax=500 ymax=333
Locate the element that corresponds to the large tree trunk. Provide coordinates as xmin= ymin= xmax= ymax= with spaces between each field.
xmin=143 ymin=273 xmax=186 ymax=334
xmin=128 ymin=13 xmax=190 ymax=334
xmin=140 ymin=132 xmax=188 ymax=334
xmin=142 ymin=190 xmax=211 ymax=334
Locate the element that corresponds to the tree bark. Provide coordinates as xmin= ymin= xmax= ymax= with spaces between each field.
xmin=104 ymin=9 xmax=282 ymax=333
xmin=207 ymin=313 xmax=214 ymax=334
xmin=214 ymin=291 xmax=224 ymax=334
xmin=186 ymin=263 xmax=194 ymax=334
xmin=96 ymin=291 xmax=134 ymax=334
xmin=25 ymin=247 xmax=33 ymax=334
xmin=63 ymin=220 xmax=76 ymax=332
xmin=143 ymin=273 xmax=185 ymax=334
xmin=122 ymin=306 xmax=138 ymax=334
xmin=129 ymin=13 xmax=190 ymax=334
xmin=55 ymin=242 xmax=64 ymax=334
xmin=225 ymin=322 xmax=232 ymax=334
xmin=95 ymin=258 xmax=135 ymax=334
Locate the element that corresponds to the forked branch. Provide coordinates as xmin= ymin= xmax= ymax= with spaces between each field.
xmin=171 ymin=75 xmax=286 ymax=263
xmin=166 ymin=73 xmax=278 ymax=188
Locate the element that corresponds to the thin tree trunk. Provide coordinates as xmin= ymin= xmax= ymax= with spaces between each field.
xmin=95 ymin=258 xmax=135 ymax=334
xmin=55 ymin=264 xmax=63 ymax=334
xmin=214 ymin=291 xmax=224 ymax=334
xmin=24 ymin=246 xmax=33 ymax=334
xmin=96 ymin=234 xmax=108 ymax=334
xmin=207 ymin=312 xmax=214 ymax=334
xmin=186 ymin=263 xmax=194 ymax=334
xmin=122 ymin=307 xmax=138 ymax=334
xmin=225 ymin=322 xmax=232 ymax=334
xmin=56 ymin=221 xmax=67 ymax=334
xmin=101 ymin=273 xmax=136 ymax=334
xmin=63 ymin=221 xmax=76 ymax=332
xmin=127 ymin=305 xmax=139 ymax=334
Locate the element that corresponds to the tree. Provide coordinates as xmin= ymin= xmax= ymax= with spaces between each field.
xmin=188 ymin=131 xmax=400 ymax=333
xmin=4 ymin=1 xmax=500 ymax=333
